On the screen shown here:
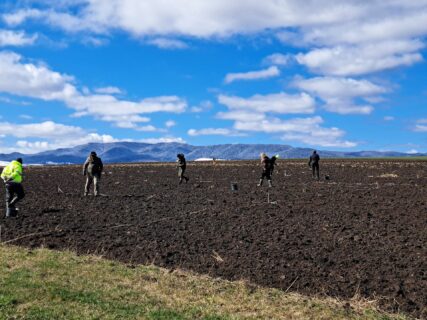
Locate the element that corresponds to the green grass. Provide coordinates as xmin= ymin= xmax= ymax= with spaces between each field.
xmin=0 ymin=245 xmax=411 ymax=320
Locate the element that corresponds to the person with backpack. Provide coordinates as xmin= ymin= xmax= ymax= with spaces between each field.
xmin=177 ymin=153 xmax=189 ymax=184
xmin=308 ymin=150 xmax=320 ymax=180
xmin=1 ymin=158 xmax=25 ymax=218
xmin=83 ymin=151 xmax=103 ymax=196
xmin=258 ymin=153 xmax=272 ymax=187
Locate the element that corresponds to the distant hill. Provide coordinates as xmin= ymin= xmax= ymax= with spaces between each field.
xmin=0 ymin=142 xmax=425 ymax=164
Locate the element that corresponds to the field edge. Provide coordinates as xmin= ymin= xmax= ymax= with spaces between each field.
xmin=0 ymin=244 xmax=411 ymax=320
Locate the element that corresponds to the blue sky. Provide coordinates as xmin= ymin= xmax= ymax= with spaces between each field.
xmin=0 ymin=0 xmax=426 ymax=154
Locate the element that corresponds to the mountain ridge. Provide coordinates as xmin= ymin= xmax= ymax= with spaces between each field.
xmin=0 ymin=142 xmax=425 ymax=164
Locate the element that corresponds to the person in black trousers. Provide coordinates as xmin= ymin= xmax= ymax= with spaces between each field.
xmin=83 ymin=151 xmax=103 ymax=196
xmin=177 ymin=153 xmax=189 ymax=184
xmin=1 ymin=158 xmax=25 ymax=217
xmin=308 ymin=150 xmax=320 ymax=180
xmin=258 ymin=153 xmax=272 ymax=187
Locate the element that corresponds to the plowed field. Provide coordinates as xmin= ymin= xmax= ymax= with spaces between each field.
xmin=1 ymin=160 xmax=426 ymax=318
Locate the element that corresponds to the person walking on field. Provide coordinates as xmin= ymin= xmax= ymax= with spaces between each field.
xmin=258 ymin=153 xmax=272 ymax=187
xmin=269 ymin=154 xmax=279 ymax=177
xmin=177 ymin=153 xmax=189 ymax=184
xmin=1 ymin=158 xmax=25 ymax=218
xmin=308 ymin=150 xmax=320 ymax=180
xmin=83 ymin=151 xmax=103 ymax=196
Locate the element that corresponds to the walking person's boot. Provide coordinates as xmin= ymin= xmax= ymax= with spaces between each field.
xmin=268 ymin=180 xmax=273 ymax=188
xmin=6 ymin=206 xmax=17 ymax=218
xmin=257 ymin=179 xmax=263 ymax=187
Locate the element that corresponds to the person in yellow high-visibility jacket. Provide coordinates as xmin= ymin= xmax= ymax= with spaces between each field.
xmin=1 ymin=158 xmax=25 ymax=217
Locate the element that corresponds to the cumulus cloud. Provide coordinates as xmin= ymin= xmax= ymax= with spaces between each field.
xmin=0 ymin=51 xmax=76 ymax=100
xmin=218 ymin=92 xmax=315 ymax=114
xmin=0 ymin=51 xmax=187 ymax=128
xmin=233 ymin=116 xmax=357 ymax=148
xmin=2 ymin=1 xmax=373 ymax=37
xmin=300 ymin=8 xmax=427 ymax=46
xmin=0 ymin=29 xmax=38 ymax=46
xmin=224 ymin=66 xmax=280 ymax=84
xmin=293 ymin=76 xmax=388 ymax=114
xmin=4 ymin=1 xmax=427 ymax=76
xmin=296 ymin=40 xmax=424 ymax=76
xmin=0 ymin=119 xmax=185 ymax=153
xmin=0 ymin=121 xmax=118 ymax=153
xmin=3 ymin=8 xmax=104 ymax=33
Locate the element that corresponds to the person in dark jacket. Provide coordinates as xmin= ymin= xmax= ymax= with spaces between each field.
xmin=269 ymin=154 xmax=279 ymax=177
xmin=177 ymin=153 xmax=189 ymax=184
xmin=258 ymin=153 xmax=272 ymax=187
xmin=1 ymin=158 xmax=25 ymax=217
xmin=83 ymin=151 xmax=103 ymax=196
xmin=308 ymin=150 xmax=320 ymax=180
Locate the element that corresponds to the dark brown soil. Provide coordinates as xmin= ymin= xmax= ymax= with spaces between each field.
xmin=0 ymin=160 xmax=426 ymax=318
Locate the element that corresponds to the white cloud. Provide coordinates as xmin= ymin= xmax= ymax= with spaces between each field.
xmin=406 ymin=149 xmax=419 ymax=154
xmin=301 ymin=8 xmax=427 ymax=46
xmin=3 ymin=8 xmax=104 ymax=33
xmin=165 ymin=120 xmax=176 ymax=128
xmin=5 ymin=2 xmax=427 ymax=40
xmin=0 ymin=120 xmax=118 ymax=153
xmin=216 ymin=111 xmax=266 ymax=122
xmin=414 ymin=125 xmax=427 ymax=132
xmin=138 ymin=137 xmax=186 ymax=144
xmin=0 ymin=51 xmax=187 ymax=128
xmin=0 ymin=119 xmax=186 ymax=153
xmin=82 ymin=36 xmax=109 ymax=46
xmin=233 ymin=116 xmax=356 ymax=148
xmin=0 ymin=51 xmax=76 ymax=100
xmin=0 ymin=29 xmax=38 ymax=47
xmin=188 ymin=128 xmax=235 ymax=136
xmin=224 ymin=66 xmax=280 ymax=84
xmin=262 ymin=53 xmax=292 ymax=66
xmin=293 ymin=76 xmax=388 ymax=114
xmin=96 ymin=115 xmax=150 ymax=128
xmin=281 ymin=131 xmax=357 ymax=148
xmin=94 ymin=86 xmax=122 ymax=94
xmin=413 ymin=119 xmax=427 ymax=132
xmin=384 ymin=116 xmax=395 ymax=121
xmin=296 ymin=40 xmax=424 ymax=76
xmin=218 ymin=92 xmax=315 ymax=114
xmin=191 ymin=100 xmax=213 ymax=113
xmin=147 ymin=38 xmax=188 ymax=49
xmin=4 ymin=2 xmax=427 ymax=78
xmin=135 ymin=125 xmax=160 ymax=132
xmin=2 ymin=1 xmax=376 ymax=37
xmin=68 ymin=95 xmax=187 ymax=119
xmin=19 ymin=114 xmax=33 ymax=120
xmin=0 ymin=121 xmax=85 ymax=139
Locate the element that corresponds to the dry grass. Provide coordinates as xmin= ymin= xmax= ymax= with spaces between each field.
xmin=0 ymin=245 xmax=411 ymax=320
